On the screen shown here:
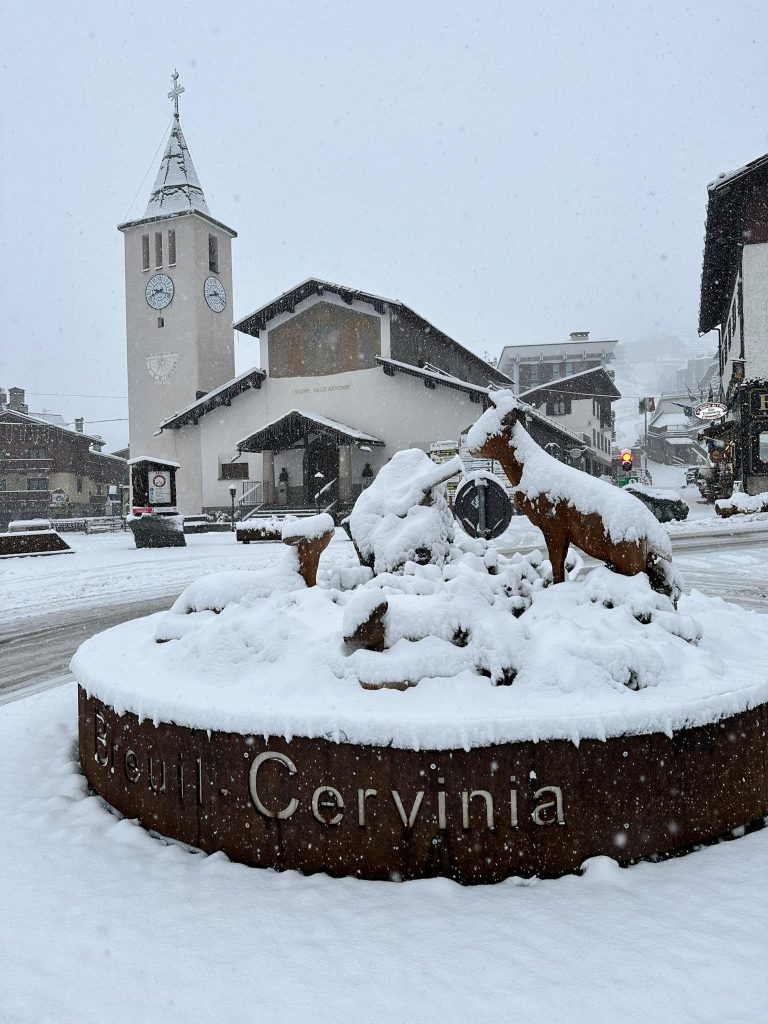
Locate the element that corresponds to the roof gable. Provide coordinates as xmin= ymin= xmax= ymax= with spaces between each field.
xmin=144 ymin=115 xmax=210 ymax=218
xmin=233 ymin=277 xmax=513 ymax=389
xmin=699 ymin=152 xmax=768 ymax=334
xmin=519 ymin=366 xmax=621 ymax=401
xmin=0 ymin=408 xmax=102 ymax=444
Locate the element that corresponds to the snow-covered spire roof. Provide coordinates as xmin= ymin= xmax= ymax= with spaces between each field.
xmin=143 ymin=72 xmax=210 ymax=218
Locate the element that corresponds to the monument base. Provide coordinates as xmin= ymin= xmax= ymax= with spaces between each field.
xmin=79 ymin=687 xmax=768 ymax=883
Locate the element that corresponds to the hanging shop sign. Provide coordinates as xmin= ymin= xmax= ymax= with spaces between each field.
xmin=694 ymin=402 xmax=727 ymax=421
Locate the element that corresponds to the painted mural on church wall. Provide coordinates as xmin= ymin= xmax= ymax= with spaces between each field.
xmin=268 ymin=302 xmax=381 ymax=378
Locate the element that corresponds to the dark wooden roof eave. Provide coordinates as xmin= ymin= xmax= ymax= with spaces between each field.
xmin=237 ymin=410 xmax=386 ymax=454
xmin=159 ymin=368 xmax=266 ymax=431
xmin=376 ymin=357 xmax=492 ymax=404
xmin=519 ymin=367 xmax=621 ymax=402
xmin=699 ymin=155 xmax=768 ymax=335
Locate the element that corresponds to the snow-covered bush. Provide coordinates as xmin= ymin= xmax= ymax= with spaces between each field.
xmin=347 ymin=448 xmax=461 ymax=574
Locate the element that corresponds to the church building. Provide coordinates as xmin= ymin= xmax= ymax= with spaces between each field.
xmin=120 ymin=77 xmax=581 ymax=516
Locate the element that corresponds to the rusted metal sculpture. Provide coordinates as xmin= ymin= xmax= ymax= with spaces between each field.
xmin=472 ymin=405 xmax=675 ymax=596
xmin=282 ymin=516 xmax=335 ymax=587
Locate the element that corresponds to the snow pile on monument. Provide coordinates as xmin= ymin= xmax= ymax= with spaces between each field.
xmin=70 ymin=434 xmax=768 ymax=749
xmin=347 ymin=448 xmax=461 ymax=574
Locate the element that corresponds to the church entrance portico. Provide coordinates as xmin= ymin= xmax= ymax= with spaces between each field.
xmin=237 ymin=409 xmax=385 ymax=518
xmin=304 ymin=436 xmax=339 ymax=509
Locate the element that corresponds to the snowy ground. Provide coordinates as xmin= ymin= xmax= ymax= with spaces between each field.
xmin=1 ymin=684 xmax=767 ymax=1023
xmin=2 ymin=518 xmax=768 ymax=1022
xmin=0 ymin=530 xmax=354 ymax=629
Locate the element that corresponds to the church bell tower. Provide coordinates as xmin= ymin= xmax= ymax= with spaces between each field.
xmin=118 ymin=72 xmax=236 ymax=509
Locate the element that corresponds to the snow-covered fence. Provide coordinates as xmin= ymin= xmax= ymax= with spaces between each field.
xmin=51 ymin=516 xmax=125 ymax=533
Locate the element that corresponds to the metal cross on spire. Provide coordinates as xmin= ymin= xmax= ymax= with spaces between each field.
xmin=168 ymin=70 xmax=185 ymax=118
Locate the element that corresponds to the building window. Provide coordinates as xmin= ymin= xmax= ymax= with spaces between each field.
xmin=0 ymin=479 xmax=6 ymax=491
xmin=208 ymin=234 xmax=219 ymax=273
xmin=26 ymin=448 xmax=47 ymax=459
xmin=545 ymin=399 xmax=571 ymax=417
xmin=76 ymin=478 xmax=83 ymax=494
xmin=168 ymin=229 xmax=176 ymax=266
xmin=155 ymin=232 xmax=163 ymax=268
xmin=26 ymin=478 xmax=48 ymax=491
xmin=220 ymin=462 xmax=249 ymax=480
xmin=142 ymin=235 xmax=150 ymax=271
xmin=157 ymin=317 xmax=164 ymax=328
xmin=96 ymin=484 xmax=102 ymax=496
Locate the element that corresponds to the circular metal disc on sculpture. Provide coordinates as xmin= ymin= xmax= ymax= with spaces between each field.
xmin=454 ymin=475 xmax=512 ymax=539
xmin=79 ymin=688 xmax=768 ymax=884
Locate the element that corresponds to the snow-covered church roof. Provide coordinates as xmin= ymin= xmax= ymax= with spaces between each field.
xmin=144 ymin=113 xmax=210 ymax=217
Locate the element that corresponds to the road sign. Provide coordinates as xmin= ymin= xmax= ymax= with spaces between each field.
xmin=148 ymin=472 xmax=171 ymax=504
xmin=453 ymin=473 xmax=513 ymax=540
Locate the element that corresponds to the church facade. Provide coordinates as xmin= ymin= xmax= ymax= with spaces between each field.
xmin=121 ymin=79 xmax=588 ymax=516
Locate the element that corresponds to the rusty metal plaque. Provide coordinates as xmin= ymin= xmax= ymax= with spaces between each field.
xmin=79 ymin=687 xmax=768 ymax=883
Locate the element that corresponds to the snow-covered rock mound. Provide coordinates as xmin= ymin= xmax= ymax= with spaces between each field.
xmin=347 ymin=448 xmax=460 ymax=574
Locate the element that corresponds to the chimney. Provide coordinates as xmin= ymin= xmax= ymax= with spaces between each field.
xmin=0 ymin=388 xmax=7 ymax=408
xmin=8 ymin=387 xmax=28 ymax=414
xmin=569 ymin=331 xmax=590 ymax=341
xmin=75 ymin=417 xmax=84 ymax=433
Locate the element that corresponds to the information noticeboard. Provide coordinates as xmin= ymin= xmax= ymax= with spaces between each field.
xmin=148 ymin=472 xmax=172 ymax=505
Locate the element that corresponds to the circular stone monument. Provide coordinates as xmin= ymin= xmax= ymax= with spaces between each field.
xmin=73 ymin=403 xmax=768 ymax=883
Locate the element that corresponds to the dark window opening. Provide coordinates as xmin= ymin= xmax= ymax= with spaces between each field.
xmin=157 ymin=317 xmax=164 ymax=328
xmin=26 ymin=478 xmax=48 ymax=491
xmin=0 ymin=479 xmax=6 ymax=491
xmin=545 ymin=399 xmax=571 ymax=417
xmin=76 ymin=479 xmax=83 ymax=494
xmin=155 ymin=232 xmax=162 ymax=268
xmin=208 ymin=234 xmax=219 ymax=273
xmin=142 ymin=235 xmax=150 ymax=271
xmin=220 ymin=462 xmax=249 ymax=480
xmin=26 ymin=448 xmax=47 ymax=459
xmin=168 ymin=229 xmax=176 ymax=265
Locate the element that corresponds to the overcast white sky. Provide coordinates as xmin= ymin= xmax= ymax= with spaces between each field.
xmin=1 ymin=1 xmax=767 ymax=449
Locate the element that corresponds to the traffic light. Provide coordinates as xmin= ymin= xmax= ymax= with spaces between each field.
xmin=620 ymin=449 xmax=633 ymax=470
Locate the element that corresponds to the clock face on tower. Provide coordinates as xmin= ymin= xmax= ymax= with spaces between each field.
xmin=145 ymin=274 xmax=174 ymax=309
xmin=204 ymin=275 xmax=227 ymax=312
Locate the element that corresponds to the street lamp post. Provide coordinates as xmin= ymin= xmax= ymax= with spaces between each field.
xmin=228 ymin=484 xmax=238 ymax=532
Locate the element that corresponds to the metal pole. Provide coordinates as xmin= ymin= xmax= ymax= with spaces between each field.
xmin=477 ymin=478 xmax=487 ymax=539
xmin=644 ymin=405 xmax=648 ymax=481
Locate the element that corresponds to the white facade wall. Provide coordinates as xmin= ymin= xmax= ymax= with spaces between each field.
xmin=550 ymin=399 xmax=612 ymax=465
xmin=196 ymin=367 xmax=484 ymax=509
xmin=742 ymin=243 xmax=768 ymax=380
